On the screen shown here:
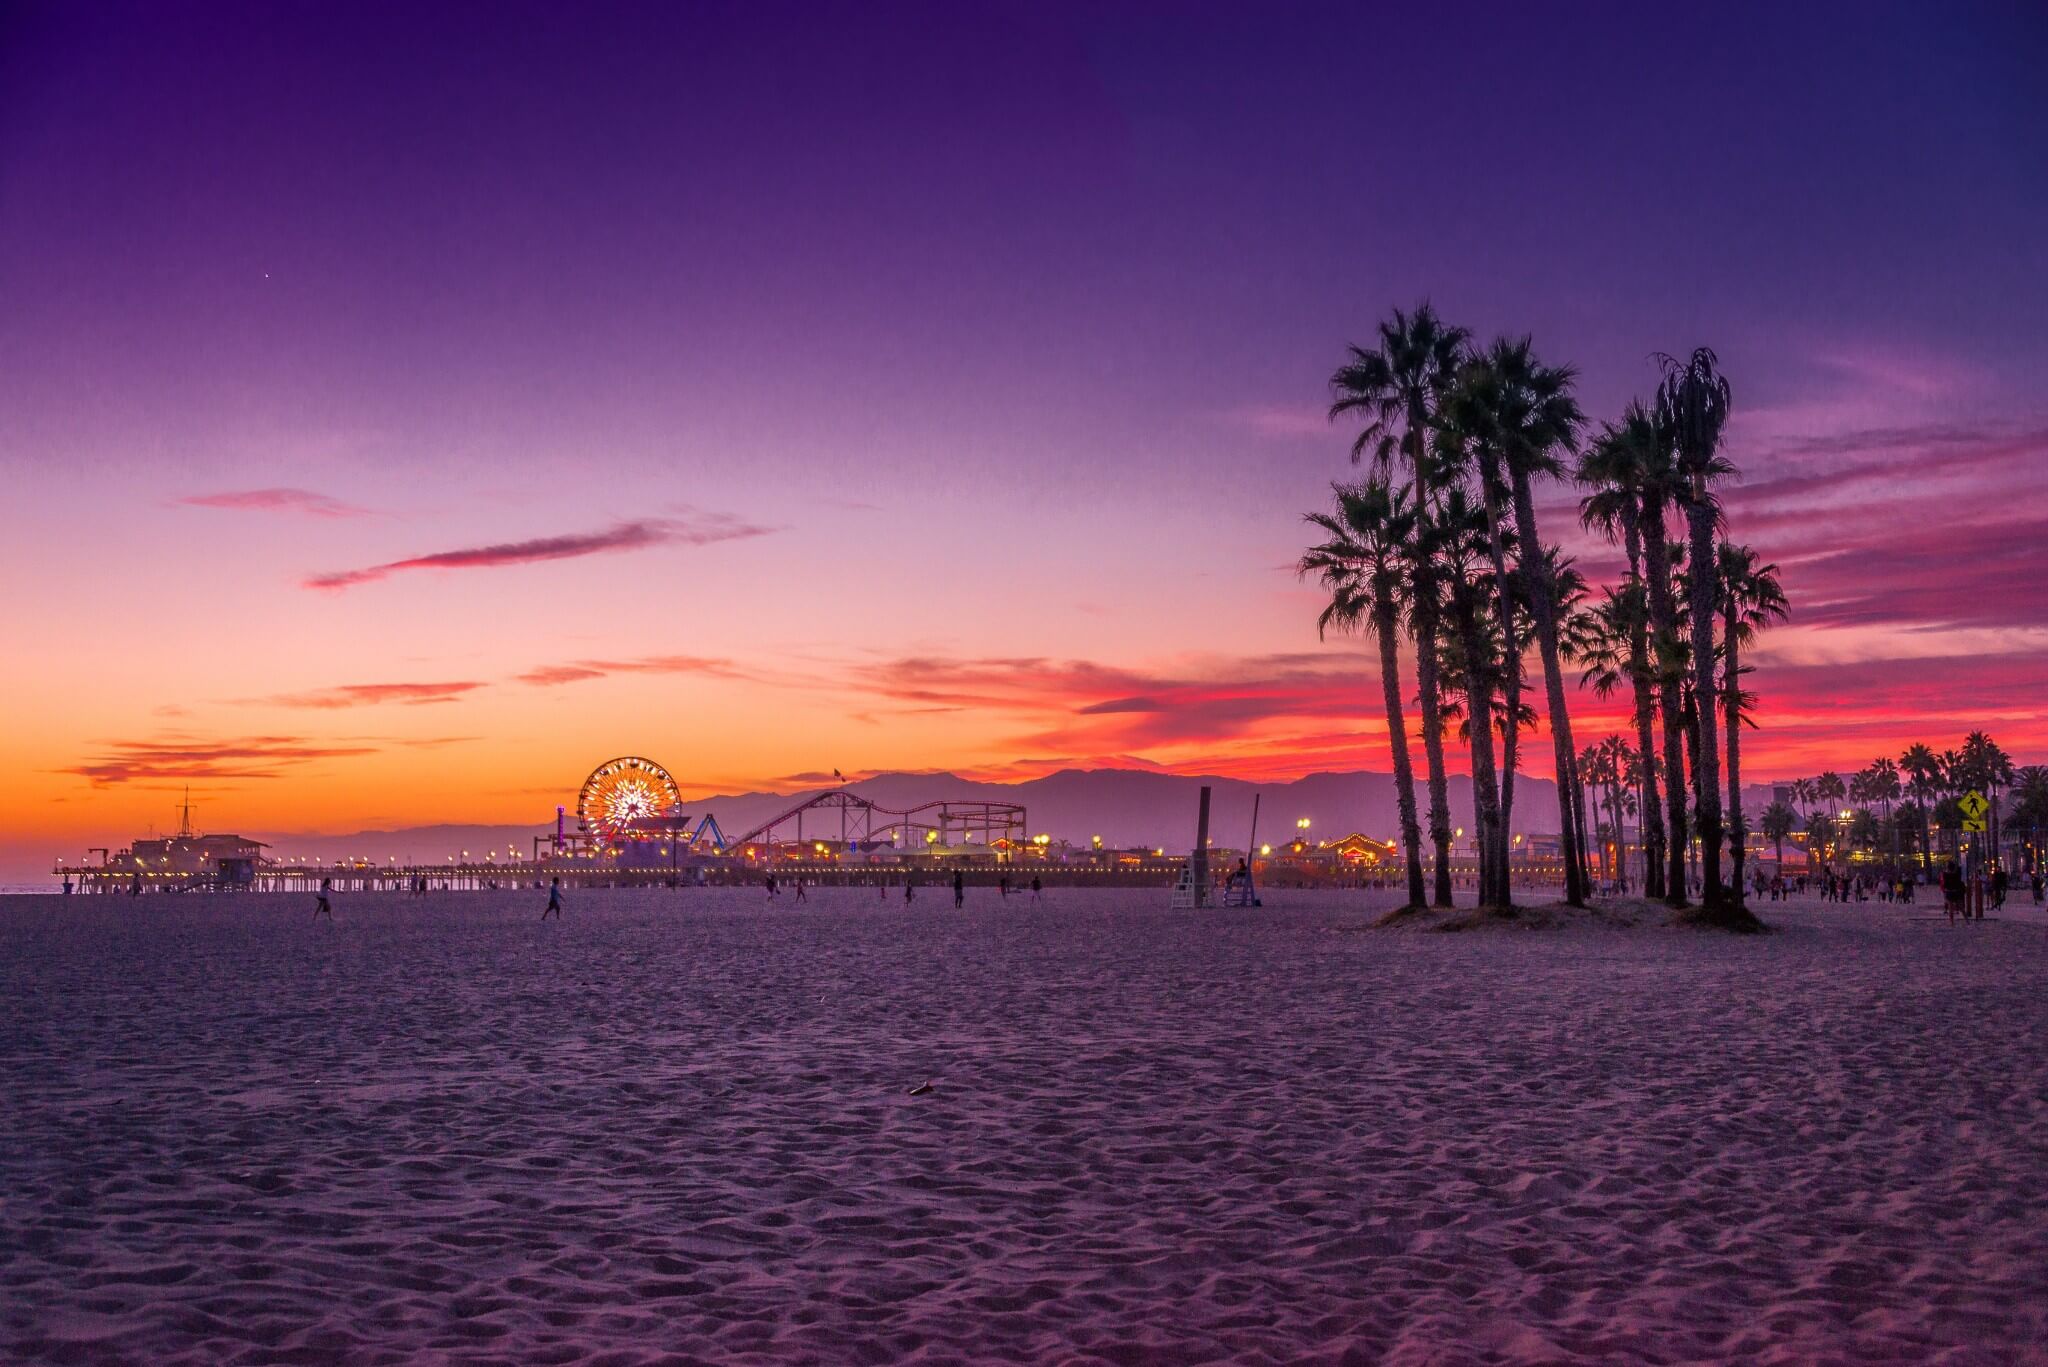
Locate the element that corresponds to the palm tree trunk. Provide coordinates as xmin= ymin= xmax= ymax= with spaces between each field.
xmin=1411 ymin=584 xmax=1457 ymax=907
xmin=1686 ymin=503 xmax=1724 ymax=906
xmin=1375 ymin=598 xmax=1428 ymax=909
xmin=1917 ymin=786 xmax=1932 ymax=875
xmin=1641 ymin=518 xmax=1687 ymax=906
xmin=1476 ymin=453 xmax=1521 ymax=895
xmin=1624 ymin=523 xmax=1666 ymax=900
xmin=1509 ymin=470 xmax=1586 ymax=906
xmin=1724 ymin=626 xmax=1745 ymax=903
xmin=1452 ymin=591 xmax=1506 ymax=907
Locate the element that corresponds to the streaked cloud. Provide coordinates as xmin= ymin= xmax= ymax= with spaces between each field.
xmin=249 ymin=681 xmax=488 ymax=709
xmin=516 ymin=655 xmax=752 ymax=687
xmin=177 ymin=487 xmax=374 ymax=518
xmin=61 ymin=735 xmax=380 ymax=786
xmin=303 ymin=513 xmax=774 ymax=591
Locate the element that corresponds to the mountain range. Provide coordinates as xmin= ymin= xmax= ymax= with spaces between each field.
xmin=249 ymin=767 xmax=1593 ymax=864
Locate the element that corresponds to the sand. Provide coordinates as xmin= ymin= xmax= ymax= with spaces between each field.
xmin=3 ymin=886 xmax=2045 ymax=1364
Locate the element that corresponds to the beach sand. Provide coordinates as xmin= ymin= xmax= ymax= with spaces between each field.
xmin=3 ymin=887 xmax=2044 ymax=1364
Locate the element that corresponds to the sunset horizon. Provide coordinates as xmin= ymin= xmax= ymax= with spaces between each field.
xmin=6 ymin=5 xmax=2047 ymax=1361
xmin=7 ymin=5 xmax=2044 ymax=879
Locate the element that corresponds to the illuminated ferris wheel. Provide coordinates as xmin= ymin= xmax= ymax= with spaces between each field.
xmin=577 ymin=757 xmax=682 ymax=847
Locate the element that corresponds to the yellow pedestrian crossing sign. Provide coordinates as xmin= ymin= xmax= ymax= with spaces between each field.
xmin=1959 ymin=790 xmax=1989 ymax=832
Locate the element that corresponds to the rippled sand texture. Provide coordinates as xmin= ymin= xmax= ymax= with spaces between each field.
xmin=3 ymin=888 xmax=2045 ymax=1364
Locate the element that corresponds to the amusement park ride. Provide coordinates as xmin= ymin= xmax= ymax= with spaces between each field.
xmin=537 ymin=756 xmax=1027 ymax=867
xmin=53 ymin=755 xmax=1056 ymax=892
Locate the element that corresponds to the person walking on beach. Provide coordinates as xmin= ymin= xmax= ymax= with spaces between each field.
xmin=953 ymin=869 xmax=965 ymax=909
xmin=999 ymin=874 xmax=1010 ymax=898
xmin=315 ymin=877 xmax=333 ymax=921
xmin=542 ymin=877 xmax=562 ymax=920
xmin=904 ymin=879 xmax=915 ymax=904
xmin=794 ymin=879 xmax=807 ymax=903
xmin=1030 ymin=874 xmax=1042 ymax=903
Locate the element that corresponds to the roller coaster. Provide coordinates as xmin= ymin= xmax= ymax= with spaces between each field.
xmin=732 ymin=789 xmax=1026 ymax=852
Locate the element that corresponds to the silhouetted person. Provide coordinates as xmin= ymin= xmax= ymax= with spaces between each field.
xmin=904 ymin=879 xmax=915 ymax=904
xmin=953 ymin=869 xmax=965 ymax=909
xmin=542 ymin=877 xmax=562 ymax=920
xmin=999 ymin=874 xmax=1010 ymax=897
xmin=1030 ymin=875 xmax=1042 ymax=903
xmin=315 ymin=877 xmax=333 ymax=921
xmin=794 ymin=879 xmax=807 ymax=903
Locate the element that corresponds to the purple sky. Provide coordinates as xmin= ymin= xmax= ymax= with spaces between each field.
xmin=3 ymin=1 xmax=2046 ymax=873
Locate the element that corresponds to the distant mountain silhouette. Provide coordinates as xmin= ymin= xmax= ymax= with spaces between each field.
xmin=253 ymin=766 xmax=1602 ymax=863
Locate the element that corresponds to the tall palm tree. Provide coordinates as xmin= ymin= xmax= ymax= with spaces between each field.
xmin=1899 ymin=743 xmax=1940 ymax=874
xmin=1577 ymin=407 xmax=1667 ymax=899
xmin=1433 ymin=483 xmax=1510 ymax=905
xmin=1477 ymin=337 xmax=1591 ymax=905
xmin=1862 ymin=758 xmax=1903 ymax=874
xmin=1716 ymin=544 xmax=1788 ymax=900
xmin=1814 ymin=770 xmax=1848 ymax=830
xmin=1440 ymin=364 xmax=1523 ymax=891
xmin=1657 ymin=347 xmax=1738 ymax=912
xmin=1619 ymin=427 xmax=1690 ymax=905
xmin=1330 ymin=305 xmax=1470 ymax=906
xmin=1300 ymin=480 xmax=1429 ymax=909
xmin=1760 ymin=800 xmax=1797 ymax=874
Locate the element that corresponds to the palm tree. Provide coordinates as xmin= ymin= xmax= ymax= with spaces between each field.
xmin=1433 ymin=483 xmax=1509 ymax=906
xmin=1331 ymin=305 xmax=1470 ymax=906
xmin=1593 ymin=734 xmax=1636 ymax=891
xmin=1616 ymin=423 xmax=1690 ymax=906
xmin=1806 ymin=810 xmax=1837 ymax=870
xmin=1899 ymin=744 xmax=1941 ymax=874
xmin=1300 ymin=480 xmax=1429 ymax=910
xmin=1760 ymin=800 xmax=1797 ymax=874
xmin=1716 ymin=544 xmax=1788 ymax=900
xmin=1862 ymin=758 xmax=1903 ymax=875
xmin=1657 ymin=347 xmax=1738 ymax=913
xmin=1577 ymin=408 xmax=1667 ymax=899
xmin=1441 ymin=360 xmax=1525 ymax=893
xmin=1814 ymin=770 xmax=1848 ymax=856
xmin=2010 ymin=766 xmax=2048 ymax=874
xmin=1484 ymin=337 xmax=1591 ymax=906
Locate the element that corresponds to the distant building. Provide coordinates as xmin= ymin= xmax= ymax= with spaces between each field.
xmin=112 ymin=833 xmax=268 ymax=886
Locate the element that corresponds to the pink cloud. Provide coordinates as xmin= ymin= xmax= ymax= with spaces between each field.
xmin=304 ymin=514 xmax=774 ymax=591
xmin=250 ymin=681 xmax=488 ymax=709
xmin=178 ymin=487 xmax=373 ymax=517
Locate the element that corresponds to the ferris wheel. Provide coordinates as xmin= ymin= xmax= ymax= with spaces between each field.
xmin=577 ymin=757 xmax=682 ymax=846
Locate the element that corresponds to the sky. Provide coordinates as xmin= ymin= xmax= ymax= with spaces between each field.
xmin=3 ymin=1 xmax=2046 ymax=878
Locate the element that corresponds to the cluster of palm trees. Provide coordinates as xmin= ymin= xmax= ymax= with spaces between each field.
xmin=1301 ymin=305 xmax=1787 ymax=920
xmin=1757 ymin=734 xmax=2044 ymax=876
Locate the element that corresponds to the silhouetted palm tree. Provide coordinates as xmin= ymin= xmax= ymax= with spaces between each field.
xmin=1479 ymin=337 xmax=1590 ymax=905
xmin=1330 ymin=305 xmax=1470 ymax=905
xmin=1300 ymin=479 xmax=1428 ymax=909
xmin=1434 ymin=483 xmax=1509 ymax=905
xmin=1760 ymin=800 xmax=1797 ymax=874
xmin=1716 ymin=543 xmax=1788 ymax=899
xmin=1899 ymin=743 xmax=1940 ymax=874
xmin=1657 ymin=347 xmax=1738 ymax=913
xmin=1577 ymin=406 xmax=1668 ymax=899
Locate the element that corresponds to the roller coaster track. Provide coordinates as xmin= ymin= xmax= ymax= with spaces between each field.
xmin=732 ymin=789 xmax=1025 ymax=850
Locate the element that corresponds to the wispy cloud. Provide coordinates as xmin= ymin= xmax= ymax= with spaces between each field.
xmin=1220 ymin=404 xmax=1331 ymax=439
xmin=61 ymin=735 xmax=380 ymax=786
xmin=516 ymin=655 xmax=752 ymax=687
xmin=248 ymin=681 xmax=488 ymax=709
xmin=304 ymin=513 xmax=775 ymax=591
xmin=178 ymin=487 xmax=374 ymax=518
